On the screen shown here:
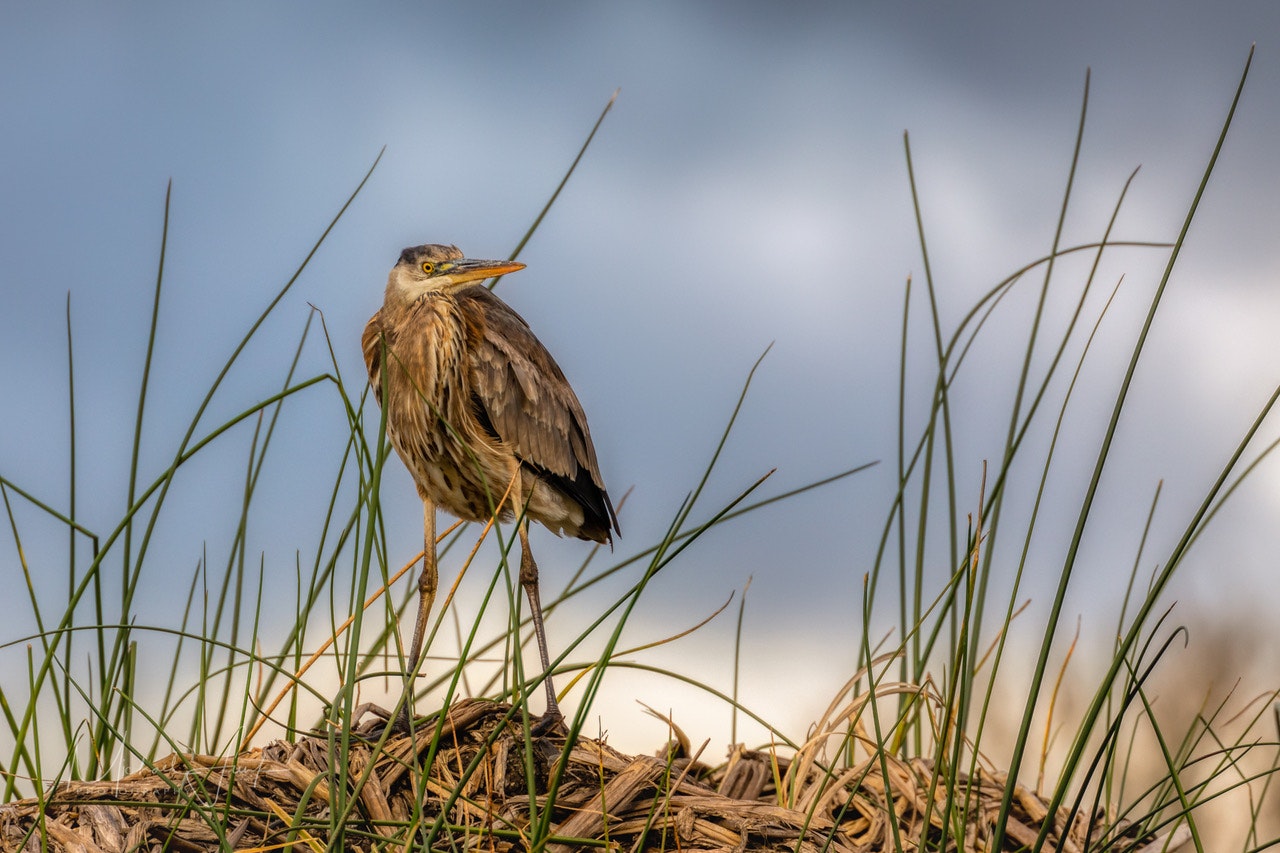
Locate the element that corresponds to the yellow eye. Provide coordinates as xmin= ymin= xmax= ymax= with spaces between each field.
xmin=421 ymin=261 xmax=435 ymax=274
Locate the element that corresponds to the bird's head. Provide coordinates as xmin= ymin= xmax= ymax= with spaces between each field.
xmin=385 ymin=243 xmax=525 ymax=304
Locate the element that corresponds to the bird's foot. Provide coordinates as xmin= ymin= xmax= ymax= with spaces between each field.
xmin=531 ymin=708 xmax=566 ymax=738
xmin=389 ymin=705 xmax=422 ymax=736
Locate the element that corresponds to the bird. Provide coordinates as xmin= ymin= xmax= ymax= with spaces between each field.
xmin=362 ymin=243 xmax=619 ymax=729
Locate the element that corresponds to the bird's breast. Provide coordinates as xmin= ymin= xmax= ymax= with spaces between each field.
xmin=375 ymin=297 xmax=511 ymax=521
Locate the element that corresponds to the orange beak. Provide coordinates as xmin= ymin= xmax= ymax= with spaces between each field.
xmin=444 ymin=257 xmax=526 ymax=285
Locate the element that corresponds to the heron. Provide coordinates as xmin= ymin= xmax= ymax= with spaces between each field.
xmin=362 ymin=243 xmax=619 ymax=728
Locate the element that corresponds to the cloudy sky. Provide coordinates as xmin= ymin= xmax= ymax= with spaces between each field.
xmin=2 ymin=4 xmax=1279 ymax=753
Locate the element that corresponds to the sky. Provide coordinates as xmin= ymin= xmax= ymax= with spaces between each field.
xmin=2 ymin=3 xmax=1280 ymax=762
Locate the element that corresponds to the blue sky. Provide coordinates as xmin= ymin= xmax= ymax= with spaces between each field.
xmin=3 ymin=4 xmax=1280 ymax=750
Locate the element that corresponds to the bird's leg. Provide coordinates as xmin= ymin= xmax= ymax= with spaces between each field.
xmin=518 ymin=521 xmax=562 ymax=728
xmin=399 ymin=499 xmax=438 ymax=729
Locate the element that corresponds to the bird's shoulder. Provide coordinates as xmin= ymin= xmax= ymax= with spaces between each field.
xmin=453 ymin=287 xmax=566 ymax=383
xmin=452 ymin=286 xmax=533 ymax=337
xmin=360 ymin=309 xmax=387 ymax=385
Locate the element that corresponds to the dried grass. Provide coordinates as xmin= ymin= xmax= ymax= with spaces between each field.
xmin=0 ymin=699 xmax=1183 ymax=852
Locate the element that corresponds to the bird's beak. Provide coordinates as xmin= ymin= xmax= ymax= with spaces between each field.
xmin=445 ymin=258 xmax=526 ymax=285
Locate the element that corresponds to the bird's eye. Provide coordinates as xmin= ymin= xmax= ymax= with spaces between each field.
xmin=421 ymin=262 xmax=435 ymax=274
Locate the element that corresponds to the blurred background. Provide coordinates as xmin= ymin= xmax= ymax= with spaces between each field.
xmin=2 ymin=1 xmax=1279 ymax=788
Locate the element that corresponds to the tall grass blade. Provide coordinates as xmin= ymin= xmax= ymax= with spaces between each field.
xmin=994 ymin=45 xmax=1256 ymax=851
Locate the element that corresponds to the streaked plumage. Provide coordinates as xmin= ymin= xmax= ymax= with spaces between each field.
xmin=363 ymin=243 xmax=618 ymax=726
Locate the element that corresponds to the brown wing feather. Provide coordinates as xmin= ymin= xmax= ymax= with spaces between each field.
xmin=454 ymin=286 xmax=619 ymax=539
xmin=361 ymin=315 xmax=385 ymax=405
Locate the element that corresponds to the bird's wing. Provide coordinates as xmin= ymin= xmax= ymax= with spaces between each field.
xmin=361 ymin=313 xmax=385 ymax=405
xmin=455 ymin=286 xmax=617 ymax=536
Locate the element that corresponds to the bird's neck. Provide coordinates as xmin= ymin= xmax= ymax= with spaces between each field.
xmin=395 ymin=291 xmax=466 ymax=377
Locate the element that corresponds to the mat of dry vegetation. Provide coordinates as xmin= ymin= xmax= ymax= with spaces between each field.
xmin=0 ymin=698 xmax=1175 ymax=852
